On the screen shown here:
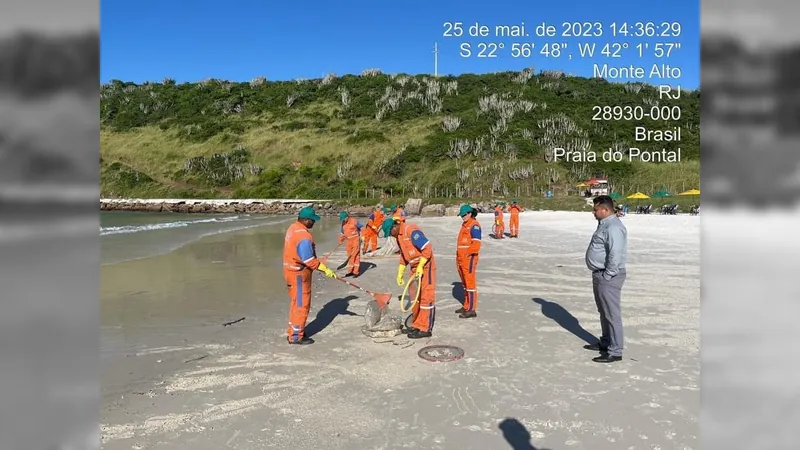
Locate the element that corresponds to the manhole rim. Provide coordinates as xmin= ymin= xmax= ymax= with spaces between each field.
xmin=417 ymin=344 xmax=465 ymax=362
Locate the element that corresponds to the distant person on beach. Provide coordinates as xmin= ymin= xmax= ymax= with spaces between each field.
xmin=584 ymin=195 xmax=628 ymax=363
xmin=508 ymin=199 xmax=523 ymax=238
xmin=391 ymin=215 xmax=437 ymax=338
xmin=362 ymin=206 xmax=384 ymax=255
xmin=493 ymin=202 xmax=505 ymax=238
xmin=393 ymin=204 xmax=407 ymax=219
xmin=283 ymin=206 xmax=338 ymax=345
xmin=454 ymin=205 xmax=482 ymax=319
xmin=338 ymin=211 xmax=364 ymax=277
xmin=378 ymin=210 xmax=397 ymax=255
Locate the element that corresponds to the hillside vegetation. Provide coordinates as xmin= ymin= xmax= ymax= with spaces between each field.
xmin=100 ymin=69 xmax=700 ymax=202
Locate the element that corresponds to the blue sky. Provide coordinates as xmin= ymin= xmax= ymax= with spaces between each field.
xmin=101 ymin=0 xmax=699 ymax=88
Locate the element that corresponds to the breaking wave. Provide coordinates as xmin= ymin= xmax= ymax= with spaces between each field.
xmin=100 ymin=215 xmax=251 ymax=236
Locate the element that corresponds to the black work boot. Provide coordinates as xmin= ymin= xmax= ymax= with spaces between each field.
xmin=583 ymin=343 xmax=609 ymax=353
xmin=288 ymin=337 xmax=315 ymax=345
xmin=459 ymin=311 xmax=477 ymax=319
xmin=454 ymin=307 xmax=465 ymax=314
xmin=407 ymin=329 xmax=432 ymax=339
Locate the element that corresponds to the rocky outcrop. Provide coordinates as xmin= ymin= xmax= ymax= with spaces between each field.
xmin=99 ymin=198 xmax=494 ymax=218
xmin=421 ymin=204 xmax=446 ymax=217
xmin=445 ymin=206 xmax=460 ymax=216
xmin=405 ymin=198 xmax=423 ymax=215
xmin=100 ymin=199 xmax=359 ymax=216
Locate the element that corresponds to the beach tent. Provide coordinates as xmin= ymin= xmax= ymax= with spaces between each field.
xmin=677 ymin=189 xmax=700 ymax=196
xmin=626 ymin=192 xmax=649 ymax=199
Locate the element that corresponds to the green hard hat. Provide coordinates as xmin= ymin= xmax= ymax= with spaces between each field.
xmin=298 ymin=206 xmax=320 ymax=222
xmin=512 ymin=198 xmax=518 ymax=203
xmin=338 ymin=211 xmax=348 ymax=221
xmin=458 ymin=204 xmax=473 ymax=217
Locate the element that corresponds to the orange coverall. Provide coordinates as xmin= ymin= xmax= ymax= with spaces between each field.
xmin=494 ymin=206 xmax=505 ymax=238
xmin=397 ymin=222 xmax=437 ymax=333
xmin=394 ymin=206 xmax=407 ymax=220
xmin=338 ymin=217 xmax=363 ymax=275
xmin=456 ymin=216 xmax=482 ymax=313
xmin=508 ymin=204 xmax=522 ymax=237
xmin=283 ymin=221 xmax=322 ymax=342
xmin=362 ymin=209 xmax=384 ymax=253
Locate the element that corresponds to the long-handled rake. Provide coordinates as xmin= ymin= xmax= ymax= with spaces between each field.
xmin=333 ymin=277 xmax=392 ymax=308
xmin=320 ymin=241 xmax=343 ymax=265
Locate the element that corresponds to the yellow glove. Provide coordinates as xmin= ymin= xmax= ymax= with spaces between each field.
xmin=415 ymin=257 xmax=428 ymax=278
xmin=396 ymin=264 xmax=406 ymax=286
xmin=318 ymin=263 xmax=338 ymax=279
xmin=495 ymin=220 xmax=499 ymax=225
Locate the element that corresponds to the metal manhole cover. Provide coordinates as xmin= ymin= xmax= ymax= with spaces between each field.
xmin=418 ymin=344 xmax=465 ymax=362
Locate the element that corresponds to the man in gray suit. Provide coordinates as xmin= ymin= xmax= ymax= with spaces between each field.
xmin=584 ymin=195 xmax=627 ymax=363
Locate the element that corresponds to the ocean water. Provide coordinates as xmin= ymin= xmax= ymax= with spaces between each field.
xmin=100 ymin=211 xmax=292 ymax=265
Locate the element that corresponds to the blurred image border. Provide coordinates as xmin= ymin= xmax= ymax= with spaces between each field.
xmin=0 ymin=0 xmax=100 ymax=449
xmin=701 ymin=0 xmax=800 ymax=448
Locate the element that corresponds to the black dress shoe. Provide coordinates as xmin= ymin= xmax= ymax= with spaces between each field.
xmin=288 ymin=337 xmax=315 ymax=345
xmin=583 ymin=343 xmax=609 ymax=352
xmin=454 ymin=307 xmax=465 ymax=314
xmin=458 ymin=311 xmax=477 ymax=319
xmin=407 ymin=329 xmax=432 ymax=339
xmin=592 ymin=354 xmax=622 ymax=363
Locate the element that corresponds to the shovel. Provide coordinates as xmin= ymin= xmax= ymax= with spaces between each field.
xmin=333 ymin=277 xmax=392 ymax=309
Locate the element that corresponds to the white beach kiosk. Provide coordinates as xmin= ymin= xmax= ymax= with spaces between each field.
xmin=585 ymin=177 xmax=609 ymax=196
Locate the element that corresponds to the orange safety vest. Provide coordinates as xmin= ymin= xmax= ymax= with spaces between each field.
xmin=283 ymin=221 xmax=319 ymax=271
xmin=367 ymin=210 xmax=383 ymax=231
xmin=340 ymin=217 xmax=361 ymax=239
xmin=457 ymin=217 xmax=482 ymax=257
xmin=397 ymin=222 xmax=433 ymax=268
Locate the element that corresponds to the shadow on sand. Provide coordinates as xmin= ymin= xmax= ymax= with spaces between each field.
xmin=305 ymin=295 xmax=358 ymax=337
xmin=532 ymin=297 xmax=597 ymax=345
xmin=498 ymin=418 xmax=551 ymax=450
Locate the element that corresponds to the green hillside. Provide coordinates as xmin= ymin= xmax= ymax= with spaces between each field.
xmin=100 ymin=69 xmax=700 ymax=202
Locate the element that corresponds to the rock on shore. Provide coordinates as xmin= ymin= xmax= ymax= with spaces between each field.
xmin=99 ymin=198 xmax=508 ymax=217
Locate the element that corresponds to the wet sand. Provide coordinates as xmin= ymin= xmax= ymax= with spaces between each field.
xmin=101 ymin=211 xmax=700 ymax=449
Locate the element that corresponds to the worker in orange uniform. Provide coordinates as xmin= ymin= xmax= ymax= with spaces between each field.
xmin=508 ymin=199 xmax=523 ymax=238
xmin=493 ymin=202 xmax=505 ymax=239
xmin=284 ymin=206 xmax=338 ymax=345
xmin=390 ymin=215 xmax=437 ymax=338
xmin=338 ymin=211 xmax=364 ymax=277
xmin=455 ymin=204 xmax=481 ymax=318
xmin=362 ymin=206 xmax=384 ymax=255
xmin=393 ymin=204 xmax=407 ymax=220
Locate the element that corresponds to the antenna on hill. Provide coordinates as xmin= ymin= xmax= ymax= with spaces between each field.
xmin=433 ymin=42 xmax=439 ymax=77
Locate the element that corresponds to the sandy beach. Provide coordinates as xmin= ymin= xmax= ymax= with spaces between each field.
xmin=100 ymin=210 xmax=700 ymax=449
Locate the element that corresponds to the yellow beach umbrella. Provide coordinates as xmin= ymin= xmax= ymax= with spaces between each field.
xmin=677 ymin=189 xmax=701 ymax=196
xmin=626 ymin=192 xmax=650 ymax=199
